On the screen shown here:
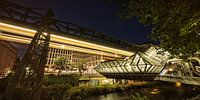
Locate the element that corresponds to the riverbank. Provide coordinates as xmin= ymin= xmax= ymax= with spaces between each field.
xmin=1 ymin=74 xmax=200 ymax=100
xmin=65 ymin=82 xmax=158 ymax=100
xmin=86 ymin=82 xmax=200 ymax=100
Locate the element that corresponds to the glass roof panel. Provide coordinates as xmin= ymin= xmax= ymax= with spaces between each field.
xmin=131 ymin=54 xmax=140 ymax=65
xmin=146 ymin=65 xmax=152 ymax=72
xmin=139 ymin=64 xmax=146 ymax=72
xmin=147 ymin=65 xmax=156 ymax=73
xmin=138 ymin=58 xmax=146 ymax=65
xmin=125 ymin=65 xmax=133 ymax=72
xmin=116 ymin=67 xmax=124 ymax=73
xmin=112 ymin=67 xmax=119 ymax=73
xmin=109 ymin=62 xmax=115 ymax=67
xmin=131 ymin=65 xmax=140 ymax=72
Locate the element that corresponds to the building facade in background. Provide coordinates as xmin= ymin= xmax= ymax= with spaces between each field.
xmin=45 ymin=47 xmax=117 ymax=74
xmin=0 ymin=40 xmax=18 ymax=78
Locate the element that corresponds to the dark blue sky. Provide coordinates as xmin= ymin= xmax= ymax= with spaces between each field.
xmin=16 ymin=0 xmax=152 ymax=44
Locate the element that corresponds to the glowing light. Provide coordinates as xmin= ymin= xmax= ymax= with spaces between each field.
xmin=0 ymin=32 xmax=120 ymax=57
xmin=49 ymin=68 xmax=53 ymax=72
xmin=61 ymin=44 xmax=65 ymax=48
xmin=0 ymin=21 xmax=133 ymax=56
xmin=150 ymin=88 xmax=160 ymax=95
xmin=168 ymin=68 xmax=173 ymax=72
xmin=175 ymin=82 xmax=182 ymax=87
xmin=26 ymin=67 xmax=29 ymax=70
xmin=55 ymin=70 xmax=59 ymax=72
xmin=7 ymin=70 xmax=11 ymax=74
xmin=160 ymin=69 xmax=168 ymax=75
xmin=102 ymin=79 xmax=111 ymax=84
xmin=43 ymin=32 xmax=47 ymax=35
xmin=0 ymin=22 xmax=36 ymax=33
xmin=62 ymin=70 xmax=67 ymax=73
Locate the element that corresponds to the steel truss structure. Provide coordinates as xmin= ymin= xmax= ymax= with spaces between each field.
xmin=4 ymin=31 xmax=50 ymax=100
xmin=4 ymin=9 xmax=54 ymax=100
xmin=95 ymin=46 xmax=171 ymax=81
xmin=0 ymin=0 xmax=135 ymax=51
xmin=0 ymin=1 xmax=135 ymax=99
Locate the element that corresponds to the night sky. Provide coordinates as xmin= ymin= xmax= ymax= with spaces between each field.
xmin=15 ymin=0 xmax=152 ymax=44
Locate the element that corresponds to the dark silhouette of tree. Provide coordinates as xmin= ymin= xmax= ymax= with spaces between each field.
xmin=113 ymin=0 xmax=200 ymax=58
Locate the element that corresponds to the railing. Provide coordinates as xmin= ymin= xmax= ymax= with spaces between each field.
xmin=155 ymin=75 xmax=200 ymax=85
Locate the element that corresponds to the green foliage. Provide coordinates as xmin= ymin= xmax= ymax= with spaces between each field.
xmin=43 ymin=74 xmax=80 ymax=86
xmin=54 ymin=56 xmax=70 ymax=75
xmin=71 ymin=58 xmax=87 ymax=76
xmin=42 ymin=84 xmax=71 ymax=100
xmin=66 ymin=85 xmax=118 ymax=99
xmin=42 ymin=74 xmax=80 ymax=100
xmin=115 ymin=0 xmax=200 ymax=58
xmin=130 ymin=92 xmax=149 ymax=100
xmin=54 ymin=57 xmax=69 ymax=67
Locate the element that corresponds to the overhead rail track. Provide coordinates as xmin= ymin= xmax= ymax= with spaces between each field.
xmin=0 ymin=0 xmax=135 ymax=52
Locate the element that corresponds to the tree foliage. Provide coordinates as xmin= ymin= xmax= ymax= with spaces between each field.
xmin=114 ymin=0 xmax=200 ymax=58
xmin=71 ymin=59 xmax=87 ymax=76
xmin=54 ymin=56 xmax=70 ymax=76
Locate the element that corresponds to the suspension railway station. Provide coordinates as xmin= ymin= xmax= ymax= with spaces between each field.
xmin=0 ymin=0 xmax=200 ymax=85
xmin=0 ymin=0 xmax=136 ymax=76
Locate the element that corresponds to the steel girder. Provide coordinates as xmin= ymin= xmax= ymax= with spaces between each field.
xmin=0 ymin=0 xmax=135 ymax=51
xmin=4 ymin=9 xmax=53 ymax=100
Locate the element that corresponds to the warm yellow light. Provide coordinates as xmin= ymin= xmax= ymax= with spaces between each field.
xmin=0 ymin=32 xmax=120 ymax=57
xmin=150 ymin=88 xmax=160 ymax=95
xmin=61 ymin=44 xmax=65 ymax=48
xmin=0 ymin=22 xmax=36 ymax=33
xmin=0 ymin=21 xmax=133 ymax=56
xmin=26 ymin=67 xmax=30 ymax=70
xmin=7 ymin=70 xmax=11 ymax=74
xmin=175 ymin=82 xmax=181 ymax=87
xmin=168 ymin=68 xmax=173 ymax=71
xmin=0 ymin=32 xmax=30 ymax=43
xmin=50 ymin=34 xmax=133 ymax=56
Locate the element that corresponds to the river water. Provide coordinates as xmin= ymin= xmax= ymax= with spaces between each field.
xmin=86 ymin=84 xmax=200 ymax=100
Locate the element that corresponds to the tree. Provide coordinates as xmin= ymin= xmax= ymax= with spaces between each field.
xmin=71 ymin=59 xmax=87 ymax=76
xmin=114 ymin=0 xmax=200 ymax=58
xmin=54 ymin=57 xmax=70 ymax=76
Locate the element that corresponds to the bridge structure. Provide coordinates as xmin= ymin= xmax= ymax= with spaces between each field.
xmin=0 ymin=1 xmax=199 ymax=99
xmin=155 ymin=57 xmax=200 ymax=85
xmin=0 ymin=0 xmax=136 ymax=99
xmin=0 ymin=0 xmax=134 ymax=58
xmin=96 ymin=45 xmax=200 ymax=85
xmin=95 ymin=45 xmax=171 ymax=81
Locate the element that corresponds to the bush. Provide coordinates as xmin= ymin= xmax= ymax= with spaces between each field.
xmin=0 ymin=73 xmax=13 ymax=93
xmin=43 ymin=74 xmax=80 ymax=86
xmin=130 ymin=92 xmax=149 ymax=100
xmin=42 ymin=84 xmax=72 ymax=100
xmin=42 ymin=74 xmax=80 ymax=100
xmin=0 ymin=73 xmax=80 ymax=100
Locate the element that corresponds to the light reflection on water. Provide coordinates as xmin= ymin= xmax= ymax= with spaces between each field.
xmin=87 ymin=92 xmax=129 ymax=100
xmin=86 ymin=85 xmax=200 ymax=100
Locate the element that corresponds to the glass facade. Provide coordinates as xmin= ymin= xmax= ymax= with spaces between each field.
xmin=95 ymin=46 xmax=170 ymax=81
